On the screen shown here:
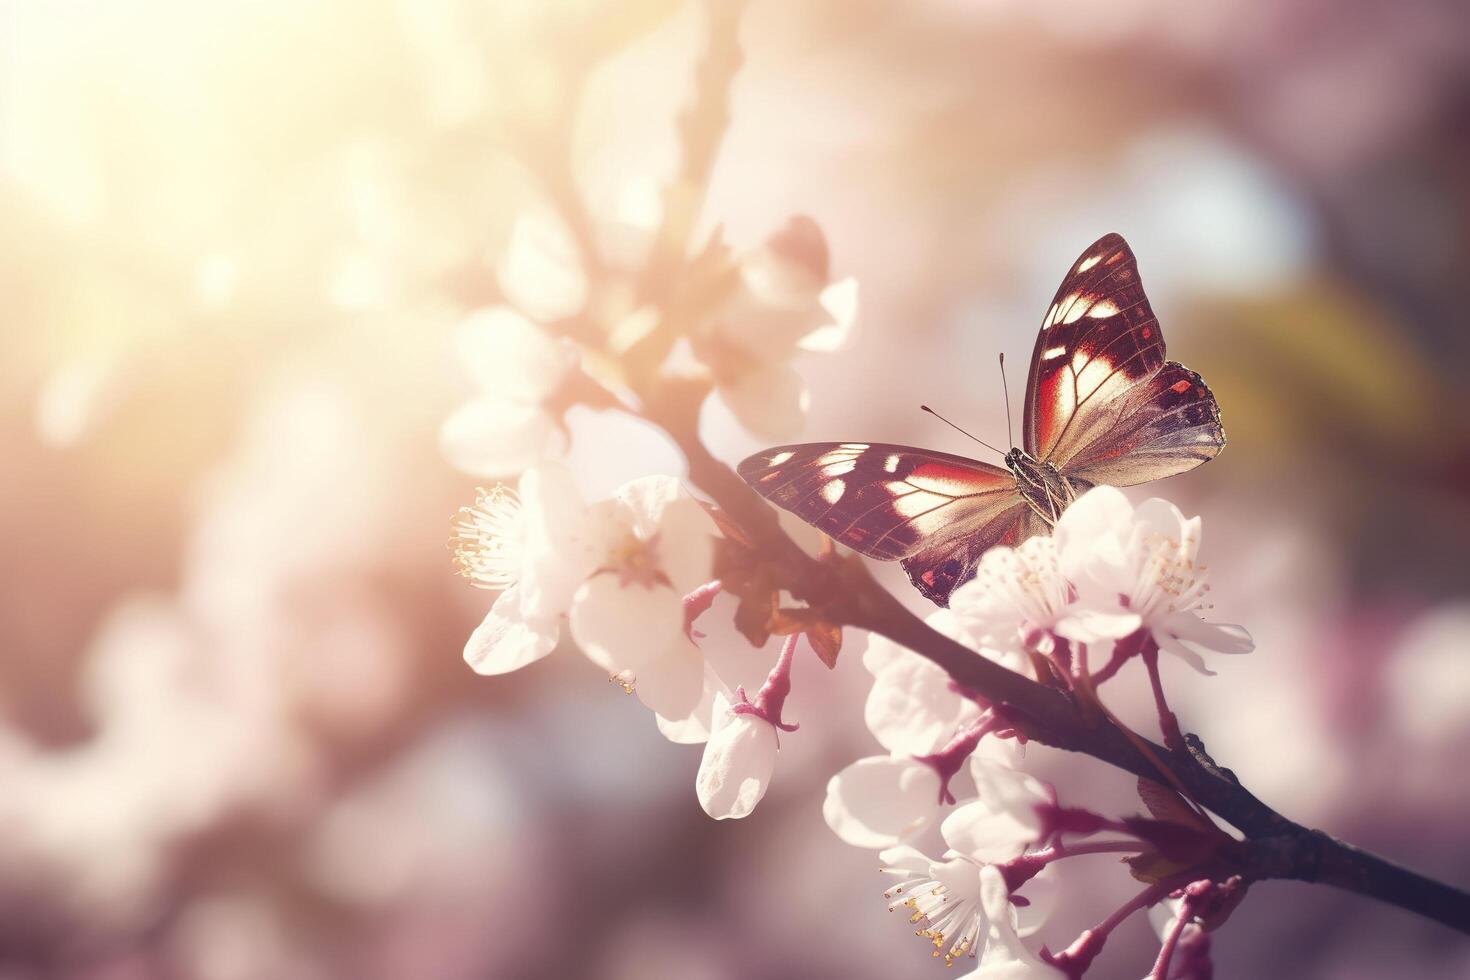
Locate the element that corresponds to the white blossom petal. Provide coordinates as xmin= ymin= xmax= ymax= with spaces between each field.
xmin=462 ymin=586 xmax=558 ymax=675
xmin=942 ymin=763 xmax=1049 ymax=863
xmin=628 ymin=639 xmax=705 ymax=720
xmin=438 ymin=397 xmax=562 ymax=478
xmin=1055 ymin=606 xmax=1141 ymax=644
xmin=822 ymin=756 xmax=943 ymax=849
xmin=865 ymin=655 xmax=981 ymax=756
xmin=568 ymin=574 xmax=684 ymax=675
xmin=517 ymin=465 xmax=613 ymax=620
xmin=655 ymin=669 xmax=723 ymax=744
xmin=716 ymin=362 xmax=809 ymax=441
xmin=696 ymin=693 xmax=778 ymax=819
xmin=497 ymin=210 xmax=588 ymax=322
xmin=454 ymin=306 xmax=575 ymax=400
xmin=796 ymin=276 xmax=859 ymax=352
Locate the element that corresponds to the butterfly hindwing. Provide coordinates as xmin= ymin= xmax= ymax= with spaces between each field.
xmin=1061 ymin=361 xmax=1224 ymax=486
xmin=1023 ymin=233 xmax=1223 ymax=484
xmin=899 ymin=500 xmax=1042 ymax=606
xmin=737 ymin=443 xmax=1024 ymax=603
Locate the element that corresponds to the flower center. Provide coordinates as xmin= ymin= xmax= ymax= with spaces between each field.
xmin=881 ymin=855 xmax=987 ymax=966
xmin=451 ymin=485 xmax=525 ymax=590
xmin=1136 ymin=530 xmax=1210 ymax=617
xmin=606 ymin=530 xmax=670 ymax=589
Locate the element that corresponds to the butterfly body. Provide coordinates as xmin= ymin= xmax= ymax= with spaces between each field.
xmin=738 ymin=234 xmax=1225 ymax=606
xmin=1005 ymin=446 xmax=1087 ymax=525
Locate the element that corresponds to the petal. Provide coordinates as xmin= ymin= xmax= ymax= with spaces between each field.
xmin=796 ymin=276 xmax=859 ymax=352
xmin=1012 ymin=864 xmax=1058 ymax=937
xmin=943 ymin=763 xmax=1050 ymax=862
xmin=655 ymin=668 xmax=724 ymax=745
xmin=715 ymin=363 xmax=809 ymax=441
xmin=497 ymin=210 xmax=588 ymax=322
xmin=1055 ymin=607 xmax=1142 ymax=644
xmin=822 ymin=756 xmax=943 ymax=849
xmin=463 ymin=587 xmax=558 ymax=675
xmin=454 ymin=306 xmax=575 ymax=399
xmin=1054 ymin=485 xmax=1133 ymax=583
xmin=630 ymin=640 xmax=705 ymax=720
xmin=865 ymin=656 xmax=979 ymax=756
xmin=696 ymin=693 xmax=779 ymax=819
xmin=877 ymin=844 xmax=933 ymax=875
xmin=1135 ymin=497 xmax=1195 ymax=556
xmin=651 ymin=497 xmax=715 ymax=595
xmin=439 ymin=398 xmax=562 ymax=478
xmin=860 ymin=631 xmax=910 ymax=676
xmin=1171 ymin=616 xmax=1254 ymax=656
xmin=613 ymin=480 xmax=714 ymax=594
xmin=568 ymin=575 xmax=684 ymax=676
xmin=517 ymin=465 xmax=610 ymax=619
xmin=613 ymin=475 xmax=686 ymax=539
xmin=941 ymin=800 xmax=1039 ymax=864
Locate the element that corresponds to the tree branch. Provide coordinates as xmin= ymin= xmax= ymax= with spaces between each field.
xmin=645 ymin=381 xmax=1470 ymax=937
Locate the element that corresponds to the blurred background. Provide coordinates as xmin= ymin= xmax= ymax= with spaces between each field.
xmin=3 ymin=0 xmax=1470 ymax=977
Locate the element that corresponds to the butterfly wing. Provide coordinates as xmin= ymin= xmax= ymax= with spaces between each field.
xmin=1022 ymin=233 xmax=1224 ymax=485
xmin=737 ymin=443 xmax=1027 ymax=605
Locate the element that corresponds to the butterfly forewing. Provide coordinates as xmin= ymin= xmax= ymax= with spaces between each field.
xmin=736 ymin=443 xmax=1027 ymax=603
xmin=1024 ymin=234 xmax=1167 ymax=468
xmin=1023 ymin=233 xmax=1223 ymax=485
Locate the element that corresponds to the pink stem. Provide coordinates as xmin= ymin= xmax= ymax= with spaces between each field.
xmin=1140 ymin=638 xmax=1183 ymax=750
xmin=1042 ymin=879 xmax=1177 ymax=979
xmin=682 ymin=579 xmax=723 ymax=642
xmin=913 ymin=714 xmax=1001 ymax=804
xmin=1149 ymin=902 xmax=1192 ymax=980
xmin=731 ymin=634 xmax=801 ymax=732
xmin=1090 ymin=629 xmax=1146 ymax=685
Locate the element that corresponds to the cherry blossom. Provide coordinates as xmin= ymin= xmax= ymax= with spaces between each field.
xmin=695 ymin=216 xmax=859 ymax=439
xmin=439 ymin=307 xmax=580 ymax=478
xmin=453 ymin=466 xmax=715 ymax=718
xmin=950 ymin=535 xmax=1073 ymax=659
xmin=824 ymin=612 xmax=1017 ymax=848
xmin=875 ymin=771 xmax=1056 ymax=968
xmin=1052 ymin=486 xmax=1253 ymax=673
xmin=695 ymin=635 xmax=801 ymax=819
xmin=963 ymin=865 xmax=1059 ymax=979
xmin=695 ymin=689 xmax=780 ymax=819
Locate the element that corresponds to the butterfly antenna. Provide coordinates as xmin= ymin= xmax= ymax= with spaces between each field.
xmin=999 ymin=353 xmax=1015 ymax=449
xmin=920 ymin=405 xmax=1006 ymax=456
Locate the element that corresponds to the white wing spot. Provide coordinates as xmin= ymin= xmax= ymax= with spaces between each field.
xmin=893 ymin=491 xmax=943 ymax=517
xmin=1062 ymin=295 xmax=1088 ymax=324
xmin=1042 ymin=345 xmax=1067 ymax=360
xmin=883 ymin=454 xmax=902 ymax=472
xmin=1043 ymin=302 xmax=1059 ymax=328
xmin=839 ymin=442 xmax=870 ymax=451
xmin=825 ymin=459 xmax=857 ymax=476
xmin=821 ymin=479 xmax=845 ymax=504
xmin=1077 ymin=254 xmax=1101 ymax=273
xmin=768 ymin=451 xmax=794 ymax=466
xmin=1088 ymin=299 xmax=1120 ymax=318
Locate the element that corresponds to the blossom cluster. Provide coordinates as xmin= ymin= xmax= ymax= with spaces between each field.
xmin=817 ymin=487 xmax=1251 ymax=976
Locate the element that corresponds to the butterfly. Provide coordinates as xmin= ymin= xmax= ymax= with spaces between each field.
xmin=737 ymin=233 xmax=1225 ymax=606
